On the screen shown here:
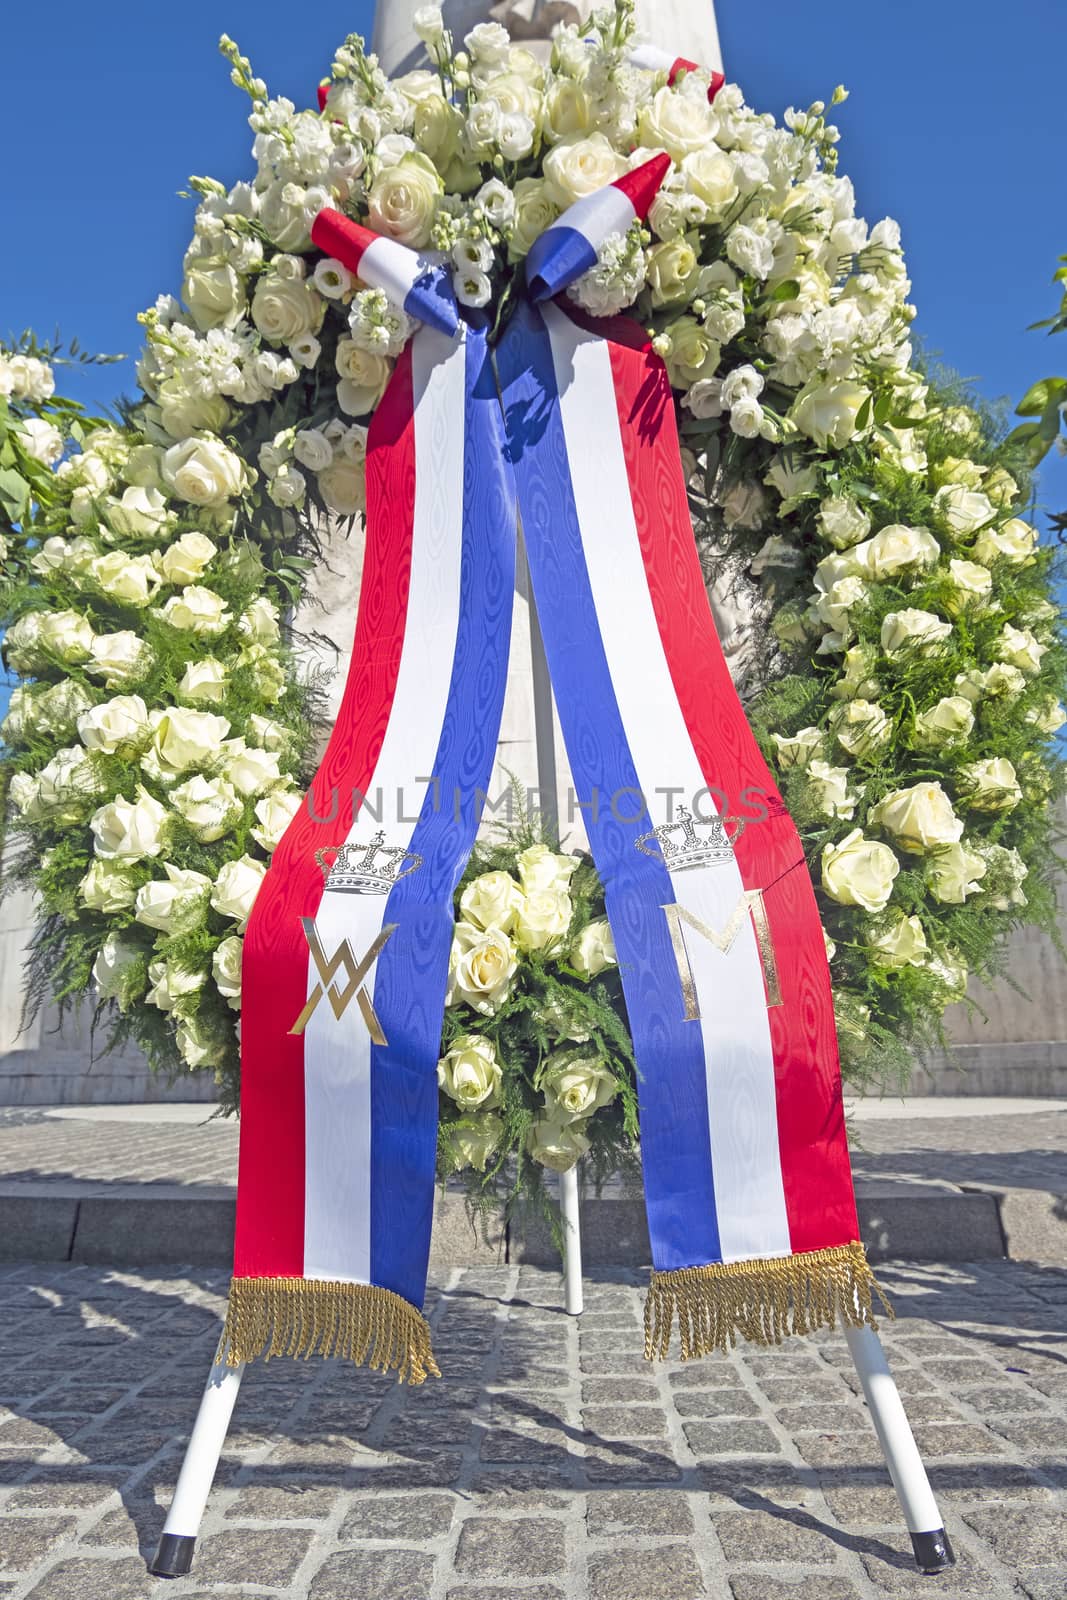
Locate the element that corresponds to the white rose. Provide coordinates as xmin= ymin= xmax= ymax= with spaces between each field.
xmin=146 ymin=957 xmax=207 ymax=1013
xmin=141 ymin=708 xmax=231 ymax=784
xmin=105 ymin=485 xmax=172 ymax=540
xmin=35 ymin=610 xmax=95 ymax=664
xmin=663 ymin=318 xmax=720 ymax=388
xmin=975 ymin=842 xmax=1029 ymax=910
xmin=763 ymin=457 xmax=819 ymax=506
xmin=973 ymin=518 xmax=1037 ymax=566
xmin=176 ymin=1014 xmax=228 ymax=1070
xmin=913 ymin=696 xmax=975 ymax=748
xmin=807 ymin=760 xmax=862 ymax=820
xmin=443 ymin=1115 xmax=504 ymax=1175
xmin=78 ymin=858 xmax=138 ymax=912
xmin=792 ymin=380 xmax=871 ymax=450
xmin=870 ymin=782 xmax=963 ymax=853
xmin=771 ymin=727 xmax=824 ymax=769
xmin=292 ymin=428 xmax=334 ymax=472
xmin=93 ymin=934 xmax=141 ymax=1008
xmin=646 ymin=238 xmax=699 ymax=307
xmin=251 ymin=789 xmax=301 ymax=852
xmin=251 ymin=273 xmax=323 ymax=345
xmin=318 ymin=452 xmax=367 ymax=517
xmin=170 ymin=774 xmax=241 ymax=841
xmin=158 ymin=532 xmax=217 ymax=586
xmin=21 ymin=747 xmax=103 ymax=819
xmin=570 ymin=917 xmax=616 ymax=979
xmin=211 ymin=854 xmax=267 ymax=928
xmin=162 ymin=436 xmax=246 ymax=507
xmin=135 ymin=863 xmax=212 ymax=934
xmin=237 ymin=597 xmax=280 ymax=644
xmin=460 ymin=870 xmax=522 ymax=934
xmin=817 ymin=495 xmax=872 ymax=551
xmin=539 ymin=1050 xmax=617 ymax=1122
xmin=509 ymin=178 xmax=560 ymax=258
xmin=541 ymin=79 xmax=592 ymax=142
xmin=158 ymin=388 xmax=232 ymax=442
xmin=448 ymin=924 xmax=519 ymax=1015
xmin=996 ymin=624 xmax=1047 ymax=678
xmin=248 ymin=714 xmax=289 ymax=751
xmin=517 ymin=843 xmax=580 ymax=893
xmin=821 ymin=829 xmax=900 ymax=912
xmin=368 ymin=152 xmax=442 ymax=248
xmin=87 ymin=631 xmax=152 ymax=687
xmin=830 ymin=699 xmax=891 ymax=757
xmin=514 ymin=887 xmax=572 ymax=954
xmin=212 ymin=935 xmax=244 ymax=1007
xmin=157 ymin=585 xmax=232 ymax=635
xmin=721 ymin=480 xmax=766 ymax=532
xmin=933 ymin=484 xmax=995 ymax=536
xmin=177 ymin=658 xmax=228 ymax=703
xmin=223 ymin=743 xmax=282 ymax=796
xmin=1025 ymin=697 xmax=1067 ymax=736
xmin=437 ymin=1033 xmax=503 ymax=1110
xmin=90 ymin=551 xmax=161 ymax=607
xmin=880 ymin=608 xmax=952 ymax=655
xmin=19 ymin=417 xmax=64 ymax=465
xmin=866 ymin=912 xmax=928 ymax=969
xmin=638 ymin=84 xmax=717 ymax=160
xmin=526 ymin=1114 xmax=590 ymax=1173
xmin=943 ymin=557 xmax=993 ymax=614
xmin=959 ymin=757 xmax=1023 ymax=813
xmin=183 ymin=262 xmax=244 ymax=331
xmin=925 ymin=841 xmax=987 ymax=905
xmin=542 ymin=134 xmax=626 ymax=207
xmin=77 ymin=694 xmax=150 ymax=754
xmin=860 ymin=524 xmax=939 ymax=580
xmin=681 ymin=148 xmax=738 ymax=220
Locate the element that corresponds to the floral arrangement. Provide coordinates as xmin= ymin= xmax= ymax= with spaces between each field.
xmin=2 ymin=1 xmax=1065 ymax=1171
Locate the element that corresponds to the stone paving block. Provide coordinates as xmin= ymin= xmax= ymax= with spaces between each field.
xmin=728 ymin=1580 xmax=863 ymax=1600
xmin=1019 ymin=1571 xmax=1067 ymax=1600
xmin=582 ymin=1445 xmax=682 ymax=1484
xmin=192 ymin=1527 xmax=315 ymax=1585
xmin=581 ymin=1378 xmax=659 ymax=1404
xmin=453 ymin=1515 xmax=567 ymax=1578
xmin=338 ymin=1493 xmax=455 ymax=1542
xmin=582 ymin=1405 xmax=668 ymax=1439
xmin=962 ymin=1506 xmax=1067 ymax=1569
xmin=310 ymin=1549 xmax=437 ymax=1598
xmin=6 ymin=1477 xmax=117 ymax=1511
xmin=24 ymin=1556 xmax=157 ymax=1599
xmin=682 ymin=1420 xmax=781 ymax=1456
xmin=587 ymin=1544 xmax=705 ymax=1600
xmin=714 ymin=1507 xmax=838 ymax=1563
xmin=585 ymin=1488 xmax=694 ymax=1537
xmin=447 ymin=1590 xmax=564 ymax=1600
xmin=0 ymin=1517 xmax=78 ymax=1571
xmin=671 ymin=1388 xmax=762 ymax=1419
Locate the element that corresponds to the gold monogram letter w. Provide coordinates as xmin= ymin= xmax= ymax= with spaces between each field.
xmin=662 ymin=891 xmax=783 ymax=1020
xmin=289 ymin=919 xmax=397 ymax=1042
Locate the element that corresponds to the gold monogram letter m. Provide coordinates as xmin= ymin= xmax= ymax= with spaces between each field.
xmin=289 ymin=919 xmax=397 ymax=1042
xmin=662 ymin=891 xmax=783 ymax=1020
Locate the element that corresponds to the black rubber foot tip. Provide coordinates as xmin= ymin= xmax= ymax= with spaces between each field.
xmin=911 ymin=1528 xmax=956 ymax=1574
xmin=150 ymin=1533 xmax=196 ymax=1578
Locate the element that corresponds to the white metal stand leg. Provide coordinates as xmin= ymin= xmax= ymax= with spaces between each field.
xmin=151 ymin=1358 xmax=245 ymax=1577
xmin=560 ymin=1163 xmax=584 ymax=1316
xmin=844 ymin=1323 xmax=955 ymax=1573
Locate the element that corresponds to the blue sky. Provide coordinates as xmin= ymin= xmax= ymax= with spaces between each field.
xmin=2 ymin=2 xmax=1064 ymax=622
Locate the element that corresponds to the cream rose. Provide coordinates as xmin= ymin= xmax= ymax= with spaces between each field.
xmin=134 ymin=863 xmax=212 ymax=934
xmin=526 ymin=1114 xmax=590 ymax=1173
xmin=959 ymin=758 xmax=1023 ymax=813
xmin=443 ymin=1115 xmax=504 ymax=1174
xmin=141 ymin=708 xmax=232 ymax=784
xmin=222 ymin=743 xmax=282 ymax=797
xmin=996 ymin=624 xmax=1047 ymax=678
xmin=817 ymin=495 xmax=872 ymax=550
xmin=860 ymin=524 xmax=939 ymax=580
xmin=178 ymin=658 xmax=228 ymax=703
xmin=880 ymin=608 xmax=952 ymax=655
xmin=158 ymin=532 xmax=217 ymax=586
xmin=514 ymin=887 xmax=572 ymax=953
xmin=821 ymin=828 xmax=900 ymax=912
xmin=92 ymin=934 xmax=141 ymax=1008
xmin=79 ymin=858 xmax=138 ymax=913
xmin=448 ymin=924 xmax=519 ymax=1015
xmin=460 ymin=870 xmax=522 ymax=934
xmin=146 ymin=957 xmax=207 ymax=1013
xmin=1026 ymin=697 xmax=1067 ymax=736
xmin=88 ymin=631 xmax=153 ymax=687
xmin=646 ymin=238 xmax=699 ymax=307
xmin=682 ymin=148 xmax=738 ymax=220
xmin=157 ymin=585 xmax=232 ymax=635
xmin=925 ymin=841 xmax=987 ymax=905
xmin=90 ymin=551 xmax=161 ymax=607
xmin=866 ymin=912 xmax=928 ymax=969
xmin=170 ymin=774 xmax=241 ymax=841
xmin=913 ymin=696 xmax=974 ymax=748
xmin=36 ymin=610 xmax=95 ymax=664
xmin=437 ymin=1033 xmax=503 ymax=1110
xmin=792 ymin=380 xmax=870 ymax=450
xmin=105 ymin=485 xmax=172 ymax=539
xmin=771 ymin=727 xmax=824 ymax=768
xmin=162 ymin=436 xmax=246 ymax=507
xmin=335 ymin=343 xmax=391 ymax=417
xmin=943 ymin=557 xmax=993 ymax=614
xmin=517 ymin=843 xmax=580 ymax=893
xmin=176 ymin=1015 xmax=228 ymax=1070
xmin=933 ymin=484 xmax=995 ymax=536
xmin=90 ymin=785 xmax=168 ymax=861
xmin=806 ymin=760 xmax=862 ymax=821
xmin=212 ymin=935 xmax=244 ymax=1007
xmin=251 ymin=273 xmax=324 ymax=345
xmin=542 ymin=134 xmax=626 ymax=207
xmin=870 ymin=782 xmax=963 ymax=853
xmin=541 ymin=80 xmax=592 ymax=142
xmin=509 ymin=178 xmax=560 ymax=258
xmin=318 ymin=453 xmax=367 ymax=516
xmin=77 ymin=694 xmax=150 ymax=754
xmin=973 ymin=517 xmax=1037 ymax=566
xmin=211 ymin=854 xmax=267 ymax=928
xmin=539 ymin=1050 xmax=617 ymax=1122
xmin=183 ymin=262 xmax=244 ymax=332
xmin=663 ymin=318 xmax=721 ymax=388
xmin=638 ymin=84 xmax=717 ymax=160
xmin=570 ymin=918 xmax=617 ymax=979
xmin=368 ymin=152 xmax=443 ymax=248
xmin=830 ymin=699 xmax=891 ymax=758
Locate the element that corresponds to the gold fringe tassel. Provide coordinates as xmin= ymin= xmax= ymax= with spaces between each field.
xmin=644 ymin=1241 xmax=892 ymax=1362
xmin=220 ymin=1277 xmax=440 ymax=1385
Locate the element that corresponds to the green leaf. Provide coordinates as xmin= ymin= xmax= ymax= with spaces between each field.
xmin=1016 ymin=377 xmax=1067 ymax=416
xmin=1039 ymin=399 xmax=1064 ymax=443
xmin=873 ymin=391 xmax=893 ymax=426
xmin=854 ymin=394 xmax=873 ymax=433
xmin=0 ymin=466 xmax=30 ymax=520
xmin=761 ymin=280 xmax=800 ymax=306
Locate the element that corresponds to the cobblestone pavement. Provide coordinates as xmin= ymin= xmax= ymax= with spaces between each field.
xmin=2 ymin=1104 xmax=1066 ymax=1197
xmin=0 ymin=1259 xmax=1064 ymax=1599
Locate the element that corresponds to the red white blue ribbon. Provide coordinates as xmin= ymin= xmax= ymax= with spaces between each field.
xmin=526 ymin=153 xmax=670 ymax=303
xmin=311 ymin=208 xmax=460 ymax=338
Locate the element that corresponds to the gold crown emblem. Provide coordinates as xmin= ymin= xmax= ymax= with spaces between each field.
xmin=635 ymin=805 xmax=744 ymax=871
xmin=315 ymin=833 xmax=423 ymax=896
